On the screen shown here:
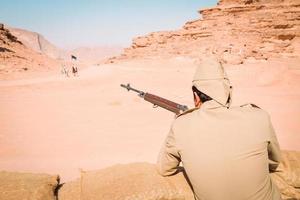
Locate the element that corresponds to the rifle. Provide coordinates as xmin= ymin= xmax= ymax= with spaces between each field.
xmin=120 ymin=83 xmax=189 ymax=115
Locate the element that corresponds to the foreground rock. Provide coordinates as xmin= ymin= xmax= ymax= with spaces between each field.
xmin=59 ymin=163 xmax=194 ymax=200
xmin=0 ymin=171 xmax=59 ymax=200
xmin=271 ymin=151 xmax=300 ymax=199
xmin=109 ymin=0 xmax=300 ymax=64
xmin=1 ymin=151 xmax=299 ymax=200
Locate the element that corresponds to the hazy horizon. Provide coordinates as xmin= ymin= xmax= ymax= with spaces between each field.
xmin=1 ymin=0 xmax=218 ymax=49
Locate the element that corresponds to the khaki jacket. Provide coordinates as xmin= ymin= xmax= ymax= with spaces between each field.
xmin=157 ymin=100 xmax=282 ymax=200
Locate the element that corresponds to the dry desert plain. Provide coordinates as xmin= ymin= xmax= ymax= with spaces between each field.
xmin=0 ymin=57 xmax=300 ymax=182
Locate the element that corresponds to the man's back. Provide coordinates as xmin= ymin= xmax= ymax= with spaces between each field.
xmin=157 ymin=100 xmax=281 ymax=200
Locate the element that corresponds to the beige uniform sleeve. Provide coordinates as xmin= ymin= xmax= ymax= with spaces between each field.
xmin=267 ymin=117 xmax=282 ymax=172
xmin=156 ymin=126 xmax=181 ymax=176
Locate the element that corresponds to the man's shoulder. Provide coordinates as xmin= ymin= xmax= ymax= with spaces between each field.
xmin=239 ymin=103 xmax=261 ymax=109
xmin=176 ymin=107 xmax=199 ymax=119
xmin=233 ymin=103 xmax=270 ymax=120
xmin=235 ymin=103 xmax=265 ymax=113
xmin=171 ymin=108 xmax=199 ymax=132
xmin=174 ymin=103 xmax=270 ymax=122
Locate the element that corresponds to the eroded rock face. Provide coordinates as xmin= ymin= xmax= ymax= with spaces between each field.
xmin=110 ymin=0 xmax=300 ymax=64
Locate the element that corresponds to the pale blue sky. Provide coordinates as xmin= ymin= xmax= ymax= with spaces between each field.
xmin=0 ymin=0 xmax=217 ymax=49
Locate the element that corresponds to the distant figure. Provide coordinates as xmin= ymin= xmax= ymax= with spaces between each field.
xmin=72 ymin=65 xmax=78 ymax=77
xmin=61 ymin=65 xmax=69 ymax=77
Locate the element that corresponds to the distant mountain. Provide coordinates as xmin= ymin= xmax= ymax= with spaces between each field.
xmin=0 ymin=24 xmax=124 ymax=78
xmin=8 ymin=26 xmax=123 ymax=64
xmin=70 ymin=46 xmax=123 ymax=64
xmin=8 ymin=26 xmax=67 ymax=60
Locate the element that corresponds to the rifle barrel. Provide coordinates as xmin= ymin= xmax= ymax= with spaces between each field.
xmin=120 ymin=83 xmax=189 ymax=114
xmin=120 ymin=83 xmax=145 ymax=97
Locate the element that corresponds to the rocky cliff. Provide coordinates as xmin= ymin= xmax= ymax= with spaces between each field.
xmin=110 ymin=0 xmax=300 ymax=64
xmin=0 ymin=24 xmax=60 ymax=77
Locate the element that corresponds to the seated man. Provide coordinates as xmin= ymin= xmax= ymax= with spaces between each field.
xmin=157 ymin=57 xmax=282 ymax=200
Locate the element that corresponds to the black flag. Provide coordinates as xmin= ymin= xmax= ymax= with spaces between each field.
xmin=71 ymin=55 xmax=77 ymax=60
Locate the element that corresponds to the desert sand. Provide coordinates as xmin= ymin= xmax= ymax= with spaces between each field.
xmin=0 ymin=56 xmax=299 ymax=182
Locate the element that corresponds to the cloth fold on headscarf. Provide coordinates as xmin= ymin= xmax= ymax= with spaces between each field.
xmin=192 ymin=56 xmax=232 ymax=107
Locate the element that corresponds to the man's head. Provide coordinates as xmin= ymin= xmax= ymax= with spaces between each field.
xmin=192 ymin=56 xmax=232 ymax=107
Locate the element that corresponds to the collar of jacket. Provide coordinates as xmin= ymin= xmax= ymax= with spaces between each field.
xmin=201 ymin=100 xmax=225 ymax=110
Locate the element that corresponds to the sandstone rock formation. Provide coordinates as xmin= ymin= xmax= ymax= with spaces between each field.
xmin=0 ymin=24 xmax=61 ymax=77
xmin=109 ymin=0 xmax=300 ymax=64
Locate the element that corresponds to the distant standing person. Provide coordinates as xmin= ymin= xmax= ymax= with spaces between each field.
xmin=61 ymin=64 xmax=69 ymax=77
xmin=72 ymin=65 xmax=78 ymax=77
xmin=71 ymin=54 xmax=78 ymax=77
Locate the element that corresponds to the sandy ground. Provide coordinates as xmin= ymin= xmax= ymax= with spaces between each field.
xmin=0 ymin=57 xmax=299 ymax=182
